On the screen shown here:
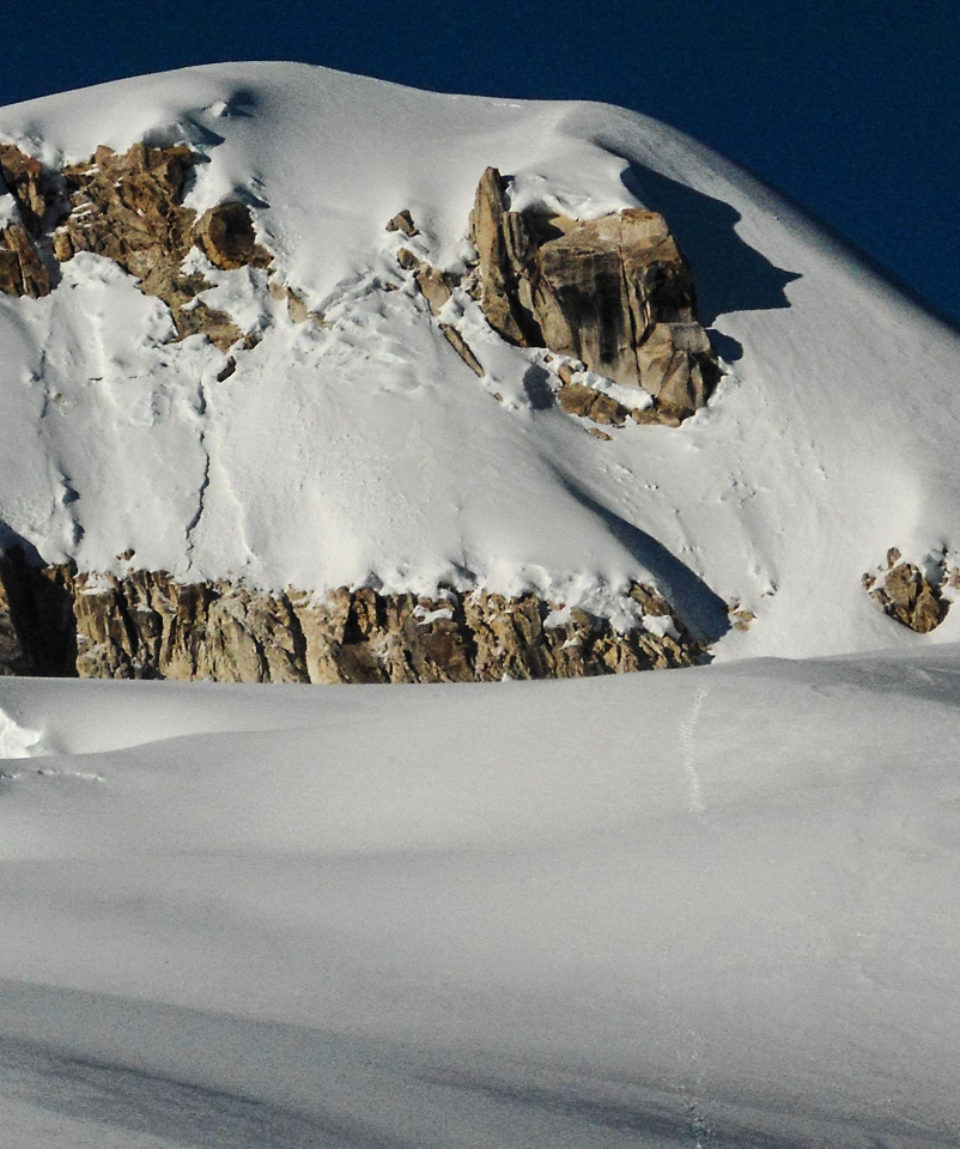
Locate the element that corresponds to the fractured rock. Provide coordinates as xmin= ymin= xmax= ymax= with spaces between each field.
xmin=414 ymin=263 xmax=452 ymax=316
xmin=865 ymin=552 xmax=949 ymax=633
xmin=53 ymin=143 xmax=196 ymax=273
xmin=470 ymin=167 xmax=720 ymax=418
xmin=1 ymin=566 xmax=706 ymax=683
xmin=0 ymin=222 xmax=50 ymax=297
xmin=52 ymin=143 xmax=250 ymax=349
xmin=0 ymin=143 xmax=56 ymax=235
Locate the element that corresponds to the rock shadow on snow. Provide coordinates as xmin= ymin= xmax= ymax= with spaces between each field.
xmin=614 ymin=160 xmax=801 ymax=329
xmin=522 ymin=364 xmax=555 ymax=410
xmin=556 ymin=477 xmax=730 ymax=648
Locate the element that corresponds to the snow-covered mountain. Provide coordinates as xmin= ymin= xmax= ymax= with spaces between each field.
xmin=1 ymin=61 xmax=959 ymax=683
xmin=1 ymin=63 xmax=959 ymax=1148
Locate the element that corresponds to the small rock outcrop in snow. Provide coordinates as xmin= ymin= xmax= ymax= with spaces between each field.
xmin=470 ymin=166 xmax=720 ymax=420
xmin=863 ymin=548 xmax=955 ymax=634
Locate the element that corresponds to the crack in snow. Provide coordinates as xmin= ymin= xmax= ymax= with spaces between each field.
xmin=184 ymin=380 xmax=210 ymax=570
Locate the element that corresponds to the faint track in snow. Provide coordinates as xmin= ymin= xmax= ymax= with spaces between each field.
xmin=679 ymin=685 xmax=708 ymax=819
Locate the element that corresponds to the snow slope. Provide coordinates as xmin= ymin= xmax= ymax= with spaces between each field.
xmin=1 ymin=61 xmax=959 ymax=658
xmin=2 ymin=63 xmax=960 ymax=1146
xmin=1 ymin=648 xmax=959 ymax=1147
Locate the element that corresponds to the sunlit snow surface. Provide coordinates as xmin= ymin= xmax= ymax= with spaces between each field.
xmin=2 ymin=62 xmax=960 ymax=655
xmin=1 ymin=649 xmax=959 ymax=1147
xmin=2 ymin=63 xmax=960 ymax=1146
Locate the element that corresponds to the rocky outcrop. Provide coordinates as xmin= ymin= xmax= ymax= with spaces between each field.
xmin=0 ymin=562 xmax=705 ymax=682
xmin=0 ymin=141 xmax=280 ymax=350
xmin=0 ymin=221 xmax=50 ymax=297
xmin=863 ymin=548 xmax=951 ymax=633
xmin=52 ymin=143 xmax=249 ymax=350
xmin=0 ymin=144 xmax=56 ymax=235
xmin=469 ymin=167 xmax=720 ymax=419
xmin=53 ymin=143 xmax=196 ymax=272
xmin=0 ymin=143 xmax=58 ymax=298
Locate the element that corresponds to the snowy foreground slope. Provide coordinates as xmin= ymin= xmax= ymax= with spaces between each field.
xmin=1 ymin=648 xmax=960 ymax=1147
xmin=2 ymin=63 xmax=960 ymax=1147
xmin=1 ymin=61 xmax=959 ymax=660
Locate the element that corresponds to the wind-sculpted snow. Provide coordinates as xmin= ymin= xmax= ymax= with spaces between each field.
xmin=0 ymin=62 xmax=958 ymax=659
xmin=1 ymin=648 xmax=959 ymax=1146
xmin=1 ymin=61 xmax=960 ymax=1145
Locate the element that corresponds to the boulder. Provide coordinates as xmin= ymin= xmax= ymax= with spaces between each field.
xmin=470 ymin=167 xmax=720 ymax=418
xmin=194 ymin=201 xmax=272 ymax=271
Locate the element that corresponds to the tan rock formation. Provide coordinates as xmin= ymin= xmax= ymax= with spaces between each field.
xmin=414 ymin=264 xmax=453 ymax=316
xmin=557 ymin=382 xmax=628 ymax=426
xmin=49 ymin=143 xmax=247 ymax=349
xmin=0 ymin=143 xmax=54 ymax=235
xmin=440 ymin=324 xmax=484 ymax=376
xmin=194 ymin=201 xmax=272 ymax=271
xmin=0 ymin=561 xmax=705 ymax=682
xmin=0 ymin=222 xmax=50 ymax=297
xmin=864 ymin=553 xmax=948 ymax=633
xmin=469 ymin=167 xmax=720 ymax=418
xmin=53 ymin=143 xmax=195 ymax=272
xmin=386 ymin=208 xmax=419 ymax=237
xmin=0 ymin=144 xmax=57 ymax=298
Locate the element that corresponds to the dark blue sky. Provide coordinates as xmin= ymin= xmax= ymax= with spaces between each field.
xmin=4 ymin=0 xmax=958 ymax=325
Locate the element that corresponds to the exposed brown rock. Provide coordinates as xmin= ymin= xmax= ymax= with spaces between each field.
xmin=50 ymin=143 xmax=260 ymax=350
xmin=557 ymin=382 xmax=628 ymax=426
xmin=386 ymin=208 xmax=419 ymax=237
xmin=194 ymin=201 xmax=272 ymax=271
xmin=0 ymin=222 xmax=50 ymax=297
xmin=53 ymin=143 xmax=195 ymax=273
xmin=866 ymin=554 xmax=948 ymax=633
xmin=0 ymin=564 xmax=706 ymax=682
xmin=394 ymin=245 xmax=455 ymax=316
xmin=469 ymin=167 xmax=720 ymax=419
xmin=414 ymin=263 xmax=452 ymax=316
xmin=396 ymin=246 xmax=419 ymax=271
xmin=0 ymin=143 xmax=56 ymax=235
xmin=440 ymin=324 xmax=484 ymax=376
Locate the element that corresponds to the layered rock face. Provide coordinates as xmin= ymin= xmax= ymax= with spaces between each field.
xmin=469 ymin=167 xmax=720 ymax=418
xmin=0 ymin=562 xmax=704 ymax=682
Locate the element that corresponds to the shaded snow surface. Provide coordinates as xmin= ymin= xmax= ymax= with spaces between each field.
xmin=1 ymin=62 xmax=959 ymax=656
xmin=1 ymin=648 xmax=959 ymax=1146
